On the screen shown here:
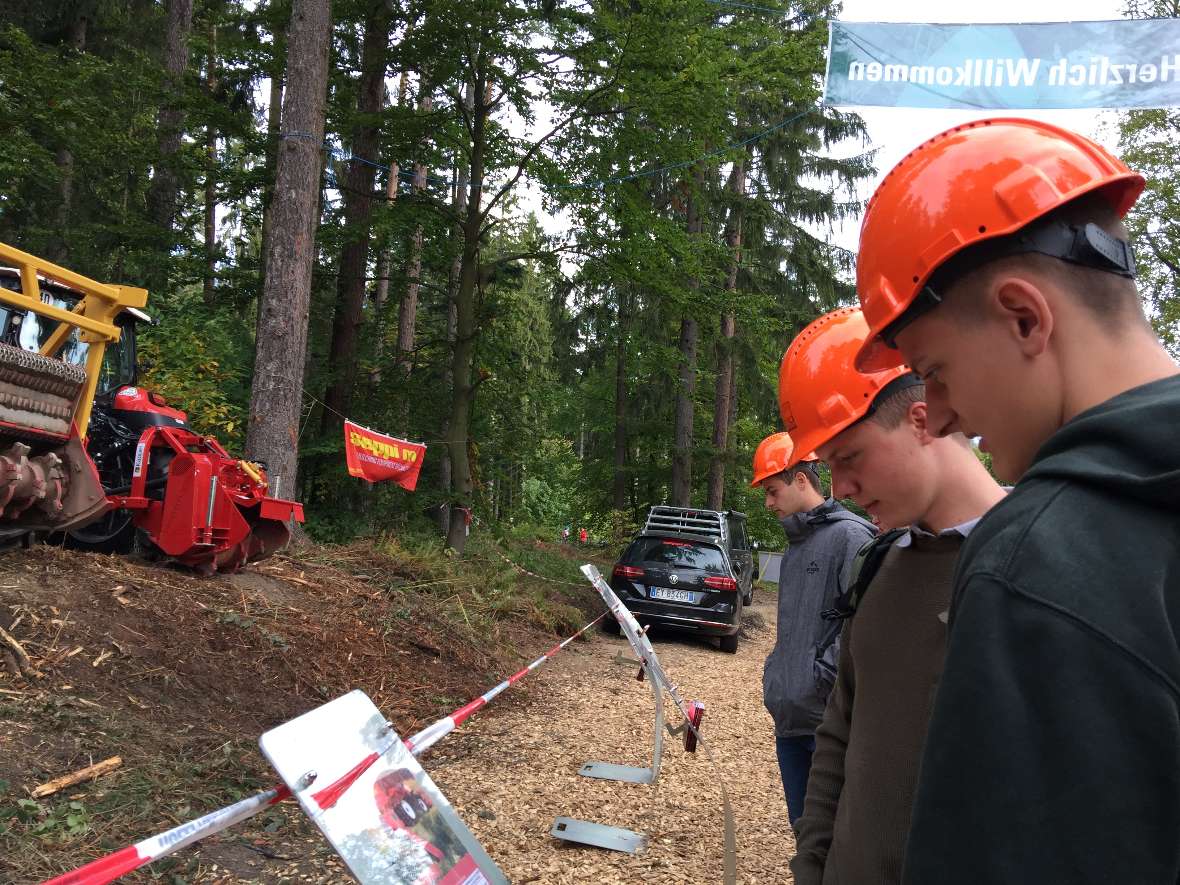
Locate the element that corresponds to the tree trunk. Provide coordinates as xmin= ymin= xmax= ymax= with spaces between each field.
xmin=671 ymin=314 xmax=698 ymax=506
xmin=202 ymin=27 xmax=218 ymax=306
xmin=245 ymin=0 xmax=332 ymax=499
xmin=445 ymin=83 xmax=485 ymax=553
xmin=259 ymin=33 xmax=285 ymax=287
xmin=613 ymin=287 xmax=630 ymax=510
xmin=321 ymin=2 xmax=392 ymax=433
xmin=147 ymin=0 xmax=195 ymax=232
xmin=370 ymin=68 xmax=412 ymax=386
xmin=51 ymin=12 xmax=88 ymax=263
xmin=52 ymin=157 xmax=73 ymax=266
xmin=706 ymin=157 xmax=746 ymax=510
xmin=437 ymin=84 xmax=472 ymax=534
xmin=369 ymin=169 xmax=399 ymax=384
xmin=396 ymin=85 xmax=433 ymax=383
xmin=671 ymin=169 xmax=706 ymax=507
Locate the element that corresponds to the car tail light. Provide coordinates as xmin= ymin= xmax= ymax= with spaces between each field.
xmin=661 ymin=540 xmax=691 ymax=547
xmin=703 ymin=575 xmax=737 ymax=591
xmin=614 ymin=565 xmax=645 ymax=579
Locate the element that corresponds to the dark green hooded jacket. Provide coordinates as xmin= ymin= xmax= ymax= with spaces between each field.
xmin=904 ymin=374 xmax=1180 ymax=884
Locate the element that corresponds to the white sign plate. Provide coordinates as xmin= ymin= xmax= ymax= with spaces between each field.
xmin=260 ymin=690 xmax=506 ymax=885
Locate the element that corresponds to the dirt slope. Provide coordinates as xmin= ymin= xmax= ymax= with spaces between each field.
xmin=0 ymin=541 xmax=602 ymax=883
xmin=428 ymin=594 xmax=793 ymax=883
xmin=0 ymin=543 xmax=792 ymax=883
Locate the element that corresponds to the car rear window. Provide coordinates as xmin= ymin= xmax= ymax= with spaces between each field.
xmin=630 ymin=538 xmax=726 ymax=573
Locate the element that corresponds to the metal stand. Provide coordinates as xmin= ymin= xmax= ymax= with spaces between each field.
xmin=578 ymin=662 xmax=664 ymax=784
xmin=551 ymin=817 xmax=645 ymax=854
xmin=552 ymin=660 xmax=664 ymax=852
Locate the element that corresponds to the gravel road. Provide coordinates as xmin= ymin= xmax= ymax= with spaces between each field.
xmin=427 ymin=590 xmax=795 ymax=883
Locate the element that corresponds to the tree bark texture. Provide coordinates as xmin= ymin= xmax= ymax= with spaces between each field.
xmin=245 ymin=0 xmax=331 ymax=499
xmin=202 ymin=28 xmax=218 ymax=306
xmin=147 ymin=0 xmax=195 ymax=231
xmin=613 ymin=287 xmax=630 ymax=510
xmin=51 ymin=12 xmax=88 ymax=263
xmin=396 ymin=84 xmax=434 ymax=380
xmin=259 ymin=31 xmax=286 ymax=290
xmin=437 ymin=83 xmax=472 ymax=531
xmin=370 ymin=67 xmax=412 ymax=385
xmin=671 ymin=170 xmax=706 ymax=508
xmin=706 ymin=156 xmax=746 ymax=510
xmin=445 ymin=83 xmax=484 ymax=552
xmin=321 ymin=2 xmax=392 ymax=433
xmin=369 ymin=169 xmax=399 ymax=384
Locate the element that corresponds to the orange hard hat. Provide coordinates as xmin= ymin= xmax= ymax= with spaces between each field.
xmin=854 ymin=117 xmax=1145 ymax=372
xmin=750 ymin=433 xmax=817 ymax=487
xmin=780 ymin=307 xmax=913 ymax=459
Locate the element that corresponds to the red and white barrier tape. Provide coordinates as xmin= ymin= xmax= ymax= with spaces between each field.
xmin=494 ymin=549 xmax=587 ymax=586
xmin=40 ymin=786 xmax=290 ymax=885
xmin=405 ymin=610 xmax=606 ymax=755
xmin=41 ymin=610 xmax=606 ymax=885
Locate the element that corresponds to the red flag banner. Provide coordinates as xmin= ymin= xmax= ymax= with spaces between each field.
xmin=343 ymin=421 xmax=426 ymax=490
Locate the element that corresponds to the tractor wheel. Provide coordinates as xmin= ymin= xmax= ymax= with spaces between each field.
xmin=64 ymin=509 xmax=138 ymax=554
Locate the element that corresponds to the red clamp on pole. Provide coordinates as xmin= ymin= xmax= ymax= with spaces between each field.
xmin=683 ymin=700 xmax=705 ymax=753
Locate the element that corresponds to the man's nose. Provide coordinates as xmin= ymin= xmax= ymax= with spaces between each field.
xmin=830 ymin=466 xmax=856 ymax=500
xmin=925 ymin=378 xmax=959 ymax=437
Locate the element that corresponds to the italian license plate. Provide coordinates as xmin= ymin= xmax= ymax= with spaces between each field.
xmin=650 ymin=586 xmax=694 ymax=603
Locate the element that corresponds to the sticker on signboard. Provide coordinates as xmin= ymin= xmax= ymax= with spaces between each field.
xmin=260 ymin=690 xmax=506 ymax=885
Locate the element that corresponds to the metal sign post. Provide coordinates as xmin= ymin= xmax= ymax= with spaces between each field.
xmin=578 ymin=649 xmax=665 ymax=785
xmin=550 ymin=565 xmax=684 ymax=853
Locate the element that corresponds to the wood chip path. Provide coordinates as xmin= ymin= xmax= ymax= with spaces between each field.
xmin=426 ymin=594 xmax=795 ymax=883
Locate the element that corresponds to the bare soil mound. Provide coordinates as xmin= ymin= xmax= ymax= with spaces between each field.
xmin=0 ymin=540 xmax=604 ymax=882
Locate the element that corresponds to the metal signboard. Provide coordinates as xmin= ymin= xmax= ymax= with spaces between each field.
xmin=260 ymin=690 xmax=506 ymax=885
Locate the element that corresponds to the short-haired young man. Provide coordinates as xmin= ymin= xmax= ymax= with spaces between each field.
xmin=854 ymin=118 xmax=1180 ymax=883
xmin=751 ymin=431 xmax=875 ymax=829
xmin=778 ymin=308 xmax=1005 ymax=885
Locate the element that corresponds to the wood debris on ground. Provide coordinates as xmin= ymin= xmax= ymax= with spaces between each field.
xmin=426 ymin=595 xmax=793 ymax=884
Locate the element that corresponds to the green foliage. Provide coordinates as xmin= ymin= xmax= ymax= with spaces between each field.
xmin=0 ymin=0 xmax=872 ymax=547
xmin=5 ymin=798 xmax=90 ymax=843
xmin=218 ymin=609 xmax=288 ymax=647
xmin=136 ymin=291 xmax=252 ymax=448
xmin=1119 ymin=106 xmax=1180 ymax=356
xmin=1118 ymin=2 xmax=1180 ymax=356
xmin=519 ymin=438 xmax=581 ymax=526
xmin=585 ymin=509 xmax=642 ymax=551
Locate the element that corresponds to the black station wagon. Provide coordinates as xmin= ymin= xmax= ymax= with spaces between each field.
xmin=605 ymin=506 xmax=752 ymax=653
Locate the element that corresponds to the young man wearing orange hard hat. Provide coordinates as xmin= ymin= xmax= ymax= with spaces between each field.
xmin=777 ymin=307 xmax=1004 ymax=885
xmin=854 ymin=118 xmax=1180 ymax=883
xmin=751 ymin=431 xmax=874 ymax=831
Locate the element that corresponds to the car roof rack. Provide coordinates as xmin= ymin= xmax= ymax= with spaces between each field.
xmin=644 ymin=506 xmax=728 ymax=542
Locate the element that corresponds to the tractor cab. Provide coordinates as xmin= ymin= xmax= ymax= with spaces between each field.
xmin=0 ymin=271 xmax=186 ymax=431
xmin=0 ymin=249 xmax=302 ymax=572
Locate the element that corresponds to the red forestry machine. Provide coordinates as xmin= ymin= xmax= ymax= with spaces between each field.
xmin=0 ymin=240 xmax=303 ymax=573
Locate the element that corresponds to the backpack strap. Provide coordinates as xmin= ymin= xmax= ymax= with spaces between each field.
xmin=821 ymin=527 xmax=908 ymax=624
xmin=812 ymin=527 xmax=907 ymax=690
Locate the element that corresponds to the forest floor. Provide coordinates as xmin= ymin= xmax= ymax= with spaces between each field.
xmin=0 ymin=535 xmax=791 ymax=883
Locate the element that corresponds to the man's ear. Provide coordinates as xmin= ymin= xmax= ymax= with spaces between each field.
xmin=988 ymin=275 xmax=1053 ymax=358
xmin=908 ymin=401 xmax=936 ymax=444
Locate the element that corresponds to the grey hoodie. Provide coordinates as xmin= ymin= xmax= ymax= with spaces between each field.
xmin=763 ymin=498 xmax=876 ymax=737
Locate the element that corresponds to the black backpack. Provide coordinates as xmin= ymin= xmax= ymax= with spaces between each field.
xmin=814 ymin=528 xmax=907 ymax=688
